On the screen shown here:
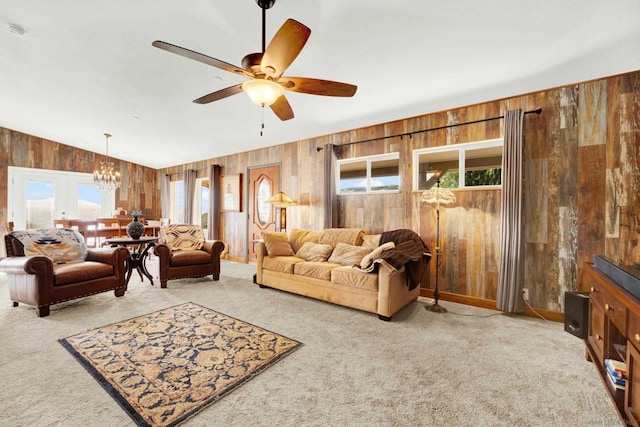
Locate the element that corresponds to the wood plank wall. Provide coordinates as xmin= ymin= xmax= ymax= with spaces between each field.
xmin=2 ymin=70 xmax=637 ymax=315
xmin=0 ymin=128 xmax=159 ymax=222
xmin=157 ymin=71 xmax=639 ymax=314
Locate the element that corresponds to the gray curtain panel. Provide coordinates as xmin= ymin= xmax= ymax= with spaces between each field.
xmin=497 ymin=108 xmax=525 ymax=313
xmin=323 ymin=143 xmax=338 ymax=229
xmin=208 ymin=165 xmax=221 ymax=240
xmin=161 ymin=173 xmax=171 ymax=221
xmin=184 ymin=169 xmax=196 ymax=225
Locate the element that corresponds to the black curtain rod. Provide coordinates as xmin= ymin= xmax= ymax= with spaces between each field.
xmin=319 ymin=107 xmax=542 ymax=150
xmin=165 ymin=165 xmax=219 ymax=177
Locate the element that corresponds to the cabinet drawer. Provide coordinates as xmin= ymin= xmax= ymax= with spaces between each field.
xmin=589 ymin=278 xmax=605 ymax=307
xmin=593 ymin=282 xmax=627 ymax=334
xmin=589 ymin=299 xmax=605 ymax=362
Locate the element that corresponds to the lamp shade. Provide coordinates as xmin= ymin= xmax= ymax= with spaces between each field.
xmin=420 ymin=187 xmax=456 ymax=207
xmin=265 ymin=191 xmax=298 ymax=206
xmin=242 ymin=79 xmax=284 ymax=106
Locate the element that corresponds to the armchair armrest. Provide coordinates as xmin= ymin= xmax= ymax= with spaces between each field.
xmin=0 ymin=255 xmax=54 ymax=276
xmin=202 ymin=240 xmax=225 ymax=260
xmin=153 ymin=243 xmax=172 ymax=259
xmin=86 ymin=247 xmax=129 ymax=265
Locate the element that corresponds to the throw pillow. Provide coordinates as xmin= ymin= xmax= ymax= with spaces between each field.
xmin=159 ymin=224 xmax=205 ymax=251
xmin=262 ymin=231 xmax=295 ymax=257
xmin=327 ymin=242 xmax=372 ymax=266
xmin=360 ymin=241 xmax=395 ymax=269
xmin=296 ymin=241 xmax=334 ymax=262
xmin=289 ymin=228 xmax=322 ymax=253
xmin=11 ymin=228 xmax=87 ymax=264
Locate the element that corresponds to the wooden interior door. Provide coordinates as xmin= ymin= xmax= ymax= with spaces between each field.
xmin=247 ymin=165 xmax=280 ymax=262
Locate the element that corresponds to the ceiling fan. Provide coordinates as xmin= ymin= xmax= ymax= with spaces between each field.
xmin=152 ymin=0 xmax=357 ymax=121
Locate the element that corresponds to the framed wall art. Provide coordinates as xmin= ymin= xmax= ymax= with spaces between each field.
xmin=221 ymin=174 xmax=242 ymax=212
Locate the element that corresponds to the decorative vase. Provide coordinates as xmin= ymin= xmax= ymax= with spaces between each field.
xmin=126 ymin=215 xmax=145 ymax=239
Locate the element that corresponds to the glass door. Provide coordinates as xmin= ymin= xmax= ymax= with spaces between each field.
xmin=25 ymin=180 xmax=57 ymax=228
xmin=8 ymin=166 xmax=115 ymax=230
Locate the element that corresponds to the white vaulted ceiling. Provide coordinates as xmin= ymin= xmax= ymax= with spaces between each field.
xmin=1 ymin=0 xmax=639 ymax=168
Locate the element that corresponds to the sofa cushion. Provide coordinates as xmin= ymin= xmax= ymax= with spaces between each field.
xmin=319 ymin=228 xmax=365 ymax=248
xmin=331 ymin=266 xmax=378 ymax=292
xmin=54 ymin=261 xmax=114 ymax=286
xmin=11 ymin=228 xmax=87 ymax=264
xmin=327 ymin=242 xmax=372 ymax=266
xmin=296 ymin=242 xmax=334 ymax=262
xmin=262 ymin=256 xmax=304 ymax=274
xmin=294 ymin=261 xmax=341 ymax=281
xmin=160 ymin=224 xmax=204 ymax=251
xmin=262 ymin=231 xmax=295 ymax=257
xmin=170 ymin=250 xmax=211 ymax=267
xmin=289 ymin=228 xmax=322 ymax=253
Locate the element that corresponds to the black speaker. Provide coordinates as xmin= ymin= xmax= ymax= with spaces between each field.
xmin=564 ymin=291 xmax=590 ymax=339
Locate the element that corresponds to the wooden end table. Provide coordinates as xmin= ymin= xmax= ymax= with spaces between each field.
xmin=103 ymin=236 xmax=159 ymax=286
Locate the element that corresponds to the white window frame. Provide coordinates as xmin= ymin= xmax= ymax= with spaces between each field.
xmin=412 ymin=138 xmax=503 ymax=191
xmin=8 ymin=166 xmax=116 ymax=229
xmin=337 ymin=152 xmax=400 ymax=195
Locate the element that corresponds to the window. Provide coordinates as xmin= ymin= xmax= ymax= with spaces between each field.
xmin=170 ymin=180 xmax=185 ymax=224
xmin=8 ymin=166 xmax=115 ymax=229
xmin=413 ymin=139 xmax=503 ymax=190
xmin=338 ymin=153 xmax=400 ymax=194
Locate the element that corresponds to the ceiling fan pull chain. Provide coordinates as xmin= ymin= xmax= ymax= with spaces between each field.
xmin=260 ymin=105 xmax=265 ymax=137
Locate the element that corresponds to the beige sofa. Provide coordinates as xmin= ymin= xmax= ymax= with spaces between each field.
xmin=255 ymin=228 xmax=429 ymax=321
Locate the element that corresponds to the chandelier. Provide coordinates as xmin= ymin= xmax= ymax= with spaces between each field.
xmin=93 ymin=133 xmax=121 ymax=190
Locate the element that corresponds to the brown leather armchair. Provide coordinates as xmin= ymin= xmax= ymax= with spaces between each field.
xmin=0 ymin=233 xmax=129 ymax=317
xmin=153 ymin=240 xmax=225 ymax=288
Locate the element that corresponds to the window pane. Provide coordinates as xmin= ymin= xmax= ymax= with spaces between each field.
xmin=371 ymin=159 xmax=399 ymax=191
xmin=257 ymin=178 xmax=272 ymax=225
xmin=200 ymin=180 xmax=209 ymax=229
xmin=26 ymin=181 xmax=55 ymax=228
xmin=417 ymin=150 xmax=459 ymax=190
xmin=339 ymin=160 xmax=367 ymax=193
xmin=171 ymin=181 xmax=185 ymax=224
xmin=77 ymin=183 xmax=102 ymax=220
xmin=465 ymin=147 xmax=502 ymax=187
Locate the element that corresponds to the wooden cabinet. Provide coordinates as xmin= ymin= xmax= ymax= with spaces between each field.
xmin=585 ymin=263 xmax=640 ymax=426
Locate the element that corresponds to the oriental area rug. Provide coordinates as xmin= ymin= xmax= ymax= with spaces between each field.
xmin=59 ymin=302 xmax=302 ymax=427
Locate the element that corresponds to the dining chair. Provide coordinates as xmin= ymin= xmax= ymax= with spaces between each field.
xmin=53 ymin=219 xmax=72 ymax=228
xmin=69 ymin=220 xmax=100 ymax=248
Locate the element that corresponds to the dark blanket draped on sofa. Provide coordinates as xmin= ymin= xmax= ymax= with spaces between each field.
xmin=378 ymin=229 xmax=432 ymax=290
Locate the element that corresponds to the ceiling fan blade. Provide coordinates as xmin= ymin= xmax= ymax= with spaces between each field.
xmin=261 ymin=19 xmax=311 ymax=78
xmin=279 ymin=77 xmax=357 ymax=97
xmin=193 ymin=84 xmax=243 ymax=104
xmin=270 ymin=95 xmax=294 ymax=121
xmin=152 ymin=40 xmax=250 ymax=77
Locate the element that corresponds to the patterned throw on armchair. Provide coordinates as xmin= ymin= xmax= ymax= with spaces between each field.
xmin=153 ymin=224 xmax=225 ymax=288
xmin=0 ymin=228 xmax=129 ymax=317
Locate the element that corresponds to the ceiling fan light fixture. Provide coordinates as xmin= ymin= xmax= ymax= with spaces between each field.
xmin=242 ymin=79 xmax=284 ymax=106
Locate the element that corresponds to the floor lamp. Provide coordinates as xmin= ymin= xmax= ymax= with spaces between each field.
xmin=421 ymin=179 xmax=456 ymax=313
xmin=265 ymin=191 xmax=298 ymax=232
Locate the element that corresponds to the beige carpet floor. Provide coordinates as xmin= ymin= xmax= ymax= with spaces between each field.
xmin=0 ymin=259 xmax=619 ymax=426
